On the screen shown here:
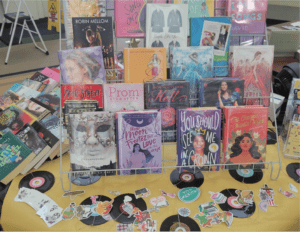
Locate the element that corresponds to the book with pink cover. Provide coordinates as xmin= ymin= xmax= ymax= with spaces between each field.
xmin=41 ymin=67 xmax=60 ymax=83
xmin=103 ymin=83 xmax=144 ymax=113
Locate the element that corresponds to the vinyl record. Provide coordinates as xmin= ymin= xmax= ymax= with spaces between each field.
xmin=160 ymin=215 xmax=201 ymax=232
xmin=218 ymin=188 xmax=255 ymax=218
xmin=229 ymin=169 xmax=263 ymax=184
xmin=170 ymin=169 xmax=204 ymax=189
xmin=110 ymin=194 xmax=147 ymax=224
xmin=286 ymin=163 xmax=300 ymax=183
xmin=79 ymin=195 xmax=111 ymax=226
xmin=69 ymin=174 xmax=101 ymax=186
xmin=19 ymin=171 xmax=54 ymax=193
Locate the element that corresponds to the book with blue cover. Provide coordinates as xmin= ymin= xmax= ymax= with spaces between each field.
xmin=172 ymin=46 xmax=214 ymax=107
xmin=191 ymin=17 xmax=232 ymax=77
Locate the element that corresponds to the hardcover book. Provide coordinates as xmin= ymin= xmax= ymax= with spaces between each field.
xmin=0 ymin=91 xmax=21 ymax=110
xmin=5 ymin=83 xmax=40 ymax=99
xmin=199 ymin=78 xmax=244 ymax=108
xmin=124 ymin=47 xmax=167 ymax=83
xmin=116 ymin=110 xmax=162 ymax=175
xmin=0 ymin=104 xmax=36 ymax=135
xmin=16 ymin=124 xmax=51 ymax=174
xmin=72 ymin=17 xmax=115 ymax=80
xmin=222 ymin=106 xmax=268 ymax=170
xmin=0 ymin=131 xmax=34 ymax=185
xmin=16 ymin=98 xmax=50 ymax=121
xmin=68 ymin=112 xmax=116 ymax=176
xmin=30 ymin=72 xmax=59 ymax=93
xmin=21 ymin=79 xmax=47 ymax=93
xmin=145 ymin=80 xmax=190 ymax=142
xmin=103 ymin=83 xmax=144 ymax=113
xmin=230 ymin=45 xmax=274 ymax=107
xmin=146 ymin=4 xmax=188 ymax=66
xmin=58 ymin=46 xmax=106 ymax=84
xmin=177 ymin=108 xmax=221 ymax=171
xmin=191 ymin=17 xmax=232 ymax=76
xmin=115 ymin=0 xmax=166 ymax=38
xmin=172 ymin=46 xmax=214 ymax=107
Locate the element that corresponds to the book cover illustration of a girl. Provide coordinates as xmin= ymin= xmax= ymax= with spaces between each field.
xmin=216 ymin=81 xmax=241 ymax=108
xmin=128 ymin=143 xmax=154 ymax=174
xmin=145 ymin=53 xmax=163 ymax=81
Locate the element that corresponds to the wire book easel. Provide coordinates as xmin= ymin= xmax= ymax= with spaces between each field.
xmin=57 ymin=0 xmax=281 ymax=192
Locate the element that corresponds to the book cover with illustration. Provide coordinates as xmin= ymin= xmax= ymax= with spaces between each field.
xmin=21 ymin=79 xmax=47 ymax=93
xmin=146 ymin=4 xmax=188 ymax=66
xmin=40 ymin=67 xmax=60 ymax=83
xmin=124 ymin=47 xmax=167 ymax=83
xmin=284 ymin=119 xmax=300 ymax=158
xmin=30 ymin=72 xmax=59 ymax=93
xmin=5 ymin=83 xmax=40 ymax=99
xmin=62 ymin=0 xmax=106 ymax=49
xmin=58 ymin=46 xmax=106 ymax=84
xmin=0 ymin=131 xmax=34 ymax=185
xmin=34 ymin=92 xmax=60 ymax=115
xmin=231 ymin=45 xmax=274 ymax=107
xmin=177 ymin=108 xmax=221 ymax=171
xmin=16 ymin=98 xmax=50 ymax=121
xmin=40 ymin=115 xmax=62 ymax=141
xmin=68 ymin=111 xmax=116 ymax=176
xmin=116 ymin=110 xmax=162 ymax=175
xmin=191 ymin=17 xmax=232 ymax=76
xmin=145 ymin=80 xmax=190 ymax=142
xmin=0 ymin=91 xmax=21 ymax=110
xmin=199 ymin=78 xmax=244 ymax=108
xmin=172 ymin=46 xmax=214 ymax=107
xmin=115 ymin=0 xmax=167 ymax=38
xmin=103 ymin=83 xmax=144 ymax=113
xmin=31 ymin=121 xmax=59 ymax=149
xmin=72 ymin=17 xmax=116 ymax=80
xmin=0 ymin=104 xmax=36 ymax=135
xmin=222 ymin=106 xmax=268 ymax=170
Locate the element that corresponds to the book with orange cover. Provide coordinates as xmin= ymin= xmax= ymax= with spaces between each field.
xmin=124 ymin=48 xmax=167 ymax=84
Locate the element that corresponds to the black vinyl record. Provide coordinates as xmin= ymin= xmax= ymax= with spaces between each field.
xmin=170 ymin=169 xmax=204 ymax=189
xmin=218 ymin=189 xmax=255 ymax=218
xmin=79 ymin=195 xmax=111 ymax=226
xmin=229 ymin=169 xmax=263 ymax=184
xmin=160 ymin=215 xmax=201 ymax=232
xmin=286 ymin=163 xmax=300 ymax=183
xmin=110 ymin=194 xmax=147 ymax=224
xmin=19 ymin=171 xmax=55 ymax=193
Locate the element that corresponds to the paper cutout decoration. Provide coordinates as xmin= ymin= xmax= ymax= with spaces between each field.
xmin=135 ymin=188 xmax=151 ymax=199
xmin=62 ymin=202 xmax=76 ymax=220
xmin=259 ymin=184 xmax=278 ymax=211
xmin=109 ymin=190 xmax=121 ymax=196
xmin=134 ymin=210 xmax=152 ymax=225
xmin=209 ymin=191 xmax=227 ymax=204
xmin=235 ymin=190 xmax=254 ymax=205
xmin=279 ymin=187 xmax=296 ymax=198
xmin=198 ymin=201 xmax=219 ymax=215
xmin=96 ymin=200 xmax=114 ymax=216
xmin=178 ymin=187 xmax=201 ymax=203
xmin=289 ymin=183 xmax=298 ymax=193
xmin=138 ymin=219 xmax=157 ymax=232
xmin=178 ymin=207 xmax=191 ymax=217
xmin=150 ymin=196 xmax=169 ymax=207
xmin=160 ymin=189 xmax=176 ymax=198
xmin=259 ymin=201 xmax=268 ymax=212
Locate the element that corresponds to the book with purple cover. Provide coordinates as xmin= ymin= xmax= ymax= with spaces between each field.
xmin=116 ymin=110 xmax=162 ymax=175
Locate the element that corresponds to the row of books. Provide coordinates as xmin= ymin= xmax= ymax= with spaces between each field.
xmin=69 ymin=105 xmax=268 ymax=177
xmin=0 ymin=68 xmax=68 ymax=185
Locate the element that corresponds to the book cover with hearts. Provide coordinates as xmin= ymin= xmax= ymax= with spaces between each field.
xmin=172 ymin=46 xmax=214 ymax=107
xmin=58 ymin=46 xmax=106 ymax=85
xmin=72 ymin=17 xmax=116 ymax=80
xmin=191 ymin=17 xmax=232 ymax=77
xmin=115 ymin=0 xmax=166 ymax=38
xmin=0 ymin=104 xmax=36 ymax=135
xmin=103 ymin=83 xmax=144 ymax=114
xmin=145 ymin=80 xmax=190 ymax=142
xmin=177 ymin=108 xmax=221 ymax=171
xmin=124 ymin=47 xmax=167 ymax=83
xmin=199 ymin=78 xmax=244 ymax=108
xmin=230 ymin=45 xmax=274 ymax=107
xmin=116 ymin=110 xmax=162 ymax=175
xmin=222 ymin=106 xmax=268 ymax=170
xmin=68 ymin=112 xmax=116 ymax=176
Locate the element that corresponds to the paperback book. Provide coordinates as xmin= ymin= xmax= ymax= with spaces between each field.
xmin=177 ymin=108 xmax=221 ymax=171
xmin=68 ymin=112 xmax=116 ymax=177
xmin=5 ymin=83 xmax=40 ymax=99
xmin=34 ymin=92 xmax=61 ymax=115
xmin=58 ymin=46 xmax=106 ymax=84
xmin=199 ymin=78 xmax=244 ymax=108
xmin=214 ymin=0 xmax=226 ymax=16
xmin=124 ymin=47 xmax=167 ymax=83
xmin=40 ymin=67 xmax=61 ymax=83
xmin=116 ymin=110 xmax=162 ymax=175
xmin=230 ymin=45 xmax=274 ymax=107
xmin=30 ymin=72 xmax=59 ymax=93
xmin=103 ymin=83 xmax=144 ymax=113
xmin=191 ymin=16 xmax=232 ymax=76
xmin=172 ymin=46 xmax=214 ymax=106
xmin=0 ymin=131 xmax=34 ymax=185
xmin=16 ymin=98 xmax=50 ymax=121
xmin=222 ymin=106 xmax=268 ymax=170
xmin=40 ymin=115 xmax=63 ymax=141
xmin=145 ymin=80 xmax=190 ymax=142
xmin=0 ymin=91 xmax=21 ymax=110
xmin=72 ymin=17 xmax=115 ymax=80
xmin=21 ymin=79 xmax=47 ymax=93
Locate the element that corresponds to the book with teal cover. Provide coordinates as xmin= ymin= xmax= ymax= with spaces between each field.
xmin=0 ymin=131 xmax=32 ymax=181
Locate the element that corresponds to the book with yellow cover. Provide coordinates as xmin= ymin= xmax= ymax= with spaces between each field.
xmin=124 ymin=48 xmax=167 ymax=84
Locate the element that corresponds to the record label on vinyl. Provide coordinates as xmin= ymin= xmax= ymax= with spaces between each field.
xmin=160 ymin=215 xmax=200 ymax=232
xmin=19 ymin=171 xmax=55 ymax=193
xmin=236 ymin=169 xmax=254 ymax=178
xmin=286 ymin=163 xmax=300 ymax=183
xmin=229 ymin=169 xmax=263 ymax=184
xmin=170 ymin=169 xmax=204 ymax=189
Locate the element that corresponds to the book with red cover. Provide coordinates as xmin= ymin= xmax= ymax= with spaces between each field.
xmin=222 ymin=106 xmax=268 ymax=170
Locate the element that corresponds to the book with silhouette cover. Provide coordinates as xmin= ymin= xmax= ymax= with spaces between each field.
xmin=222 ymin=106 xmax=268 ymax=170
xmin=177 ymin=108 xmax=221 ymax=171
